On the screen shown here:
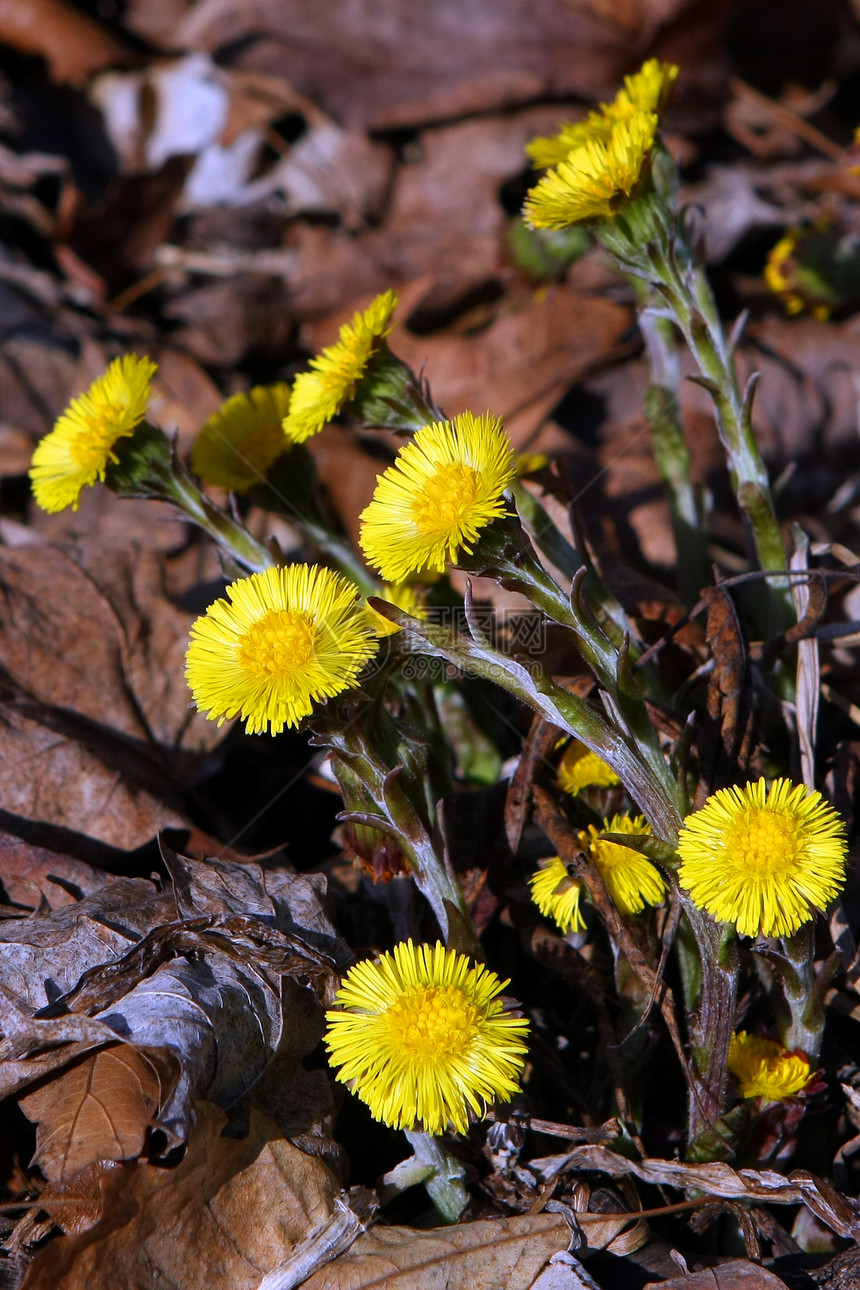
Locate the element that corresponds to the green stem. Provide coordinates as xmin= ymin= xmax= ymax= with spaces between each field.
xmin=403 ymin=1130 xmax=468 ymax=1223
xmin=169 ymin=461 xmax=276 ymax=574
xmin=643 ymin=237 xmax=791 ymax=627
xmin=637 ymin=304 xmax=709 ymax=605
xmin=775 ymin=924 xmax=837 ymax=1061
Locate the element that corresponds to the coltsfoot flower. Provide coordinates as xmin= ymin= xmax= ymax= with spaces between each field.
xmin=191 ymin=383 xmax=293 ymax=492
xmin=557 ymin=741 xmax=621 ymax=796
xmin=358 ymin=411 xmax=516 ymax=581
xmin=366 ymin=582 xmax=427 ymax=637
xmin=282 ymin=290 xmax=398 ymax=442
xmin=677 ymin=778 xmax=847 ymax=938
xmin=528 ymin=58 xmax=677 ymax=168
xmin=29 ymin=354 xmax=157 ymax=513
xmin=524 ymin=111 xmax=658 ymax=229
xmin=728 ymin=1031 xmax=812 ymax=1102
xmin=581 ymin=814 xmax=664 ymax=916
xmin=185 ymin=564 xmax=379 ymax=735
xmin=529 ymin=856 xmax=586 ymax=934
xmin=325 ymin=940 xmax=530 ymax=1135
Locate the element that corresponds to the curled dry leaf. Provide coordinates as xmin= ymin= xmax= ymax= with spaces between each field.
xmin=19 ymin=1045 xmax=170 ymax=1184
xmin=643 ymin=1258 xmax=791 ymax=1288
xmin=299 ymin=1212 xmax=570 ymax=1290
xmin=21 ymin=1103 xmax=343 ymax=1290
xmin=556 ymin=1147 xmax=860 ymax=1241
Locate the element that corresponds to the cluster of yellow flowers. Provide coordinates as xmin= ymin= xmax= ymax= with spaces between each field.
xmin=524 ymin=58 xmax=677 ymax=228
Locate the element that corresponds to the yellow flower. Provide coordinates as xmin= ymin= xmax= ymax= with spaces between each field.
xmin=764 ymin=234 xmax=806 ymax=316
xmin=359 ymin=411 xmax=516 ymax=582
xmin=677 ymin=778 xmax=847 ymax=938
xmin=558 ymin=741 xmax=621 ymax=796
xmin=191 ymin=383 xmax=292 ymax=493
xmin=524 ymin=111 xmax=658 ymax=229
xmin=728 ymin=1032 xmax=812 ymax=1102
xmin=529 ymin=856 xmax=586 ymax=934
xmin=366 ymin=582 xmax=427 ymax=637
xmin=527 ymin=59 xmax=677 ymax=168
xmin=185 ymin=564 xmax=379 ymax=735
xmin=29 ymin=354 xmax=157 ymax=513
xmin=609 ymin=58 xmax=679 ymax=121
xmin=581 ymin=814 xmax=664 ymax=916
xmin=282 ymin=290 xmax=398 ymax=442
xmin=325 ymin=940 xmax=530 ymax=1135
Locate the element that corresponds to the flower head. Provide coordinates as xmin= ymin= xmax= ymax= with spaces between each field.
xmin=191 ymin=383 xmax=292 ymax=492
xmin=529 ymin=856 xmax=586 ymax=934
xmin=325 ymin=940 xmax=529 ymax=1134
xmin=524 ymin=111 xmax=658 ymax=229
xmin=677 ymin=778 xmax=847 ymax=938
xmin=558 ymin=741 xmax=621 ymax=796
xmin=359 ymin=412 xmax=516 ymax=582
xmin=185 ymin=564 xmax=379 ymax=735
xmin=728 ymin=1031 xmax=812 ymax=1102
xmin=581 ymin=814 xmax=664 ymax=916
xmin=529 ymin=59 xmax=677 ymax=169
xmin=282 ymin=290 xmax=398 ymax=442
xmin=366 ymin=582 xmax=427 ymax=637
xmin=29 ymin=354 xmax=157 ymax=513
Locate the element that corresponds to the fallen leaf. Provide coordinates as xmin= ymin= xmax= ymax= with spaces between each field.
xmin=21 ymin=1102 xmax=343 ymax=1289
xmin=0 ymin=0 xmax=130 ymax=85
xmin=176 ymin=0 xmax=633 ymax=132
xmin=0 ymin=830 xmax=114 ymax=911
xmin=19 ymin=1046 xmax=167 ymax=1183
xmin=643 ymin=1259 xmax=790 ymax=1288
xmin=300 ymin=1211 xmax=570 ymax=1290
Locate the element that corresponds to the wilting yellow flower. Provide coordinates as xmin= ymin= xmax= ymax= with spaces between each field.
xmin=366 ymin=582 xmax=427 ymax=637
xmin=529 ymin=856 xmax=586 ymax=934
xmin=185 ymin=564 xmax=379 ymax=735
xmin=728 ymin=1031 xmax=812 ymax=1102
xmin=359 ymin=411 xmax=516 ymax=582
xmin=524 ymin=111 xmax=658 ymax=229
xmin=29 ymin=354 xmax=157 ymax=513
xmin=282 ymin=290 xmax=398 ymax=442
xmin=191 ymin=383 xmax=292 ymax=493
xmin=325 ymin=940 xmax=530 ymax=1135
xmin=558 ymin=741 xmax=621 ymax=796
xmin=581 ymin=814 xmax=664 ymax=916
xmin=528 ymin=58 xmax=677 ymax=168
xmin=677 ymin=778 xmax=847 ymax=938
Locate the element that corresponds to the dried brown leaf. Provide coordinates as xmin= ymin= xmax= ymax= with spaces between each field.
xmin=19 ymin=1045 xmax=166 ymax=1183
xmin=643 ymin=1258 xmax=790 ymax=1288
xmin=0 ymin=830 xmax=113 ymax=912
xmin=0 ymin=0 xmax=130 ymax=85
xmin=300 ymin=1211 xmax=570 ymax=1290
xmin=21 ymin=1102 xmax=342 ymax=1290
xmin=176 ymin=0 xmax=632 ymax=132
xmin=558 ymin=1148 xmax=860 ymax=1240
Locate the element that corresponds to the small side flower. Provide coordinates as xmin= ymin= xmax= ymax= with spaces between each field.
xmin=728 ymin=1031 xmax=812 ymax=1102
xmin=366 ymin=582 xmax=428 ymax=637
xmin=29 ymin=354 xmax=157 ymax=513
xmin=582 ymin=814 xmax=664 ymax=916
xmin=529 ymin=857 xmax=586 ymax=934
xmin=558 ymin=740 xmax=621 ymax=796
xmin=185 ymin=564 xmax=379 ymax=735
xmin=191 ymin=383 xmax=292 ymax=493
xmin=359 ymin=411 xmax=516 ymax=582
xmin=677 ymin=778 xmax=847 ymax=939
xmin=283 ymin=290 xmax=398 ymax=442
xmin=325 ymin=940 xmax=530 ymax=1135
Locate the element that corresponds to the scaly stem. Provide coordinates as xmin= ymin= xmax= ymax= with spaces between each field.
xmin=637 ymin=303 xmax=709 ymax=605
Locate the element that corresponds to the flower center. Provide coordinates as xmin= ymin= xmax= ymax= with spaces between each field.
xmin=410 ymin=463 xmax=480 ymax=535
xmin=70 ymin=403 xmax=125 ymax=468
xmin=726 ymin=807 xmax=803 ymax=875
xmin=386 ymin=984 xmax=479 ymax=1060
xmin=237 ymin=610 xmax=315 ymax=679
